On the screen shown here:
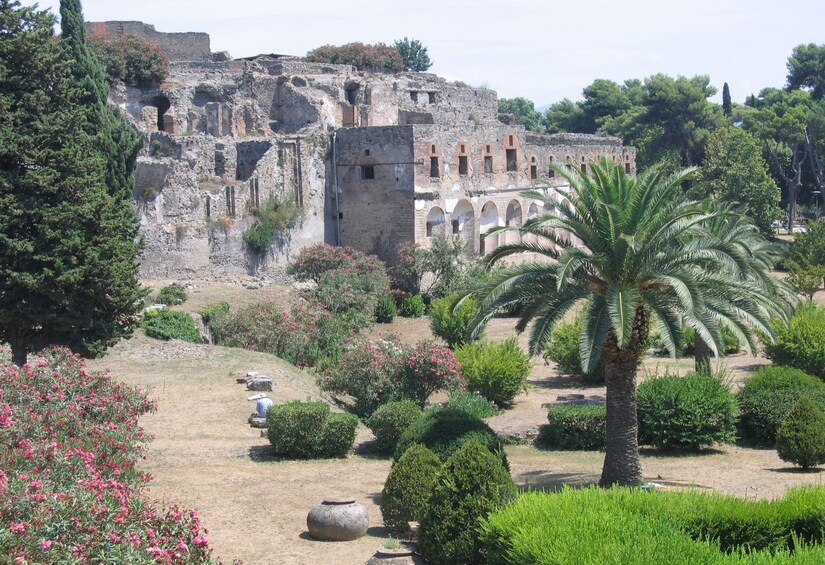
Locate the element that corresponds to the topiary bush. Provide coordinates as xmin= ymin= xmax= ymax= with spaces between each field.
xmin=542 ymin=317 xmax=604 ymax=384
xmin=454 ymin=338 xmax=530 ymax=406
xmin=394 ymin=408 xmax=505 ymax=465
xmin=540 ymin=404 xmax=606 ymax=450
xmin=446 ymin=390 xmax=499 ymax=419
xmin=365 ymin=400 xmax=423 ymax=455
xmin=418 ymin=440 xmax=517 ymax=565
xmin=765 ymin=304 xmax=825 ymax=380
xmin=429 ymin=293 xmax=479 ymax=348
xmin=375 ymin=294 xmax=397 ymax=323
xmin=156 ymin=283 xmax=187 ymax=306
xmin=380 ymin=444 xmax=442 ymax=533
xmin=266 ymin=401 xmax=357 ymax=459
xmin=398 ymin=294 xmax=425 ymax=317
xmin=142 ymin=309 xmax=201 ymax=343
xmin=737 ymin=365 xmax=825 ymax=446
xmin=636 ymin=372 xmax=738 ymax=450
xmin=775 ymin=396 xmax=825 ymax=469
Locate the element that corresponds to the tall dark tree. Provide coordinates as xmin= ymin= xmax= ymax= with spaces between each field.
xmin=0 ymin=0 xmax=145 ymax=366
xmin=393 ymin=37 xmax=432 ymax=72
xmin=722 ymin=82 xmax=732 ymax=117
xmin=787 ymin=43 xmax=825 ymax=100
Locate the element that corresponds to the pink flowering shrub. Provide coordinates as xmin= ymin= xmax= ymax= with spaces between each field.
xmin=287 ymin=244 xmax=385 ymax=284
xmin=322 ymin=337 xmax=466 ymax=417
xmin=0 ymin=348 xmax=217 ymax=563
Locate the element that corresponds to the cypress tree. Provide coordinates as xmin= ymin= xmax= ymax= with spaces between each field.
xmin=0 ymin=0 xmax=145 ymax=365
xmin=722 ymin=82 xmax=732 ymax=116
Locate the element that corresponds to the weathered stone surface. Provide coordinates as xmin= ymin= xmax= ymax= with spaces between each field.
xmin=306 ymin=499 xmax=369 ymax=542
xmin=248 ymin=415 xmax=268 ymax=428
xmin=246 ymin=377 xmax=273 ymax=391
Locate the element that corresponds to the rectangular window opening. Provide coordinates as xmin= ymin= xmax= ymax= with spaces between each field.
xmin=362 ymin=165 xmax=375 ymax=180
xmin=506 ymin=149 xmax=517 ymax=172
xmin=581 ymin=163 xmax=587 ymax=175
xmin=548 ymin=167 xmax=555 ymax=178
xmin=430 ymin=157 xmax=439 ymax=178
xmin=530 ymin=165 xmax=537 ymax=180
xmin=459 ymin=156 xmax=469 ymax=175
xmin=428 ymin=92 xmax=436 ymax=104
xmin=484 ymin=155 xmax=493 ymax=174
xmin=625 ymin=163 xmax=631 ymax=174
xmin=410 ymin=91 xmax=418 ymax=102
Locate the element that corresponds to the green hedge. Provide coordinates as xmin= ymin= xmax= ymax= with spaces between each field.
xmin=775 ymin=396 xmax=825 ymax=469
xmin=365 ymin=400 xmax=423 ymax=455
xmin=765 ymin=304 xmax=825 ymax=380
xmin=454 ymin=338 xmax=530 ymax=406
xmin=542 ymin=317 xmax=604 ymax=384
xmin=266 ymin=401 xmax=357 ymax=459
xmin=540 ymin=404 xmax=606 ymax=450
xmin=636 ymin=372 xmax=738 ymax=450
xmin=142 ymin=309 xmax=200 ymax=343
xmin=481 ymin=486 xmax=825 ymax=564
xmin=737 ymin=366 xmax=825 ymax=446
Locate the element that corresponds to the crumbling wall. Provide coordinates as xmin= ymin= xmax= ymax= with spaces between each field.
xmin=86 ymin=21 xmax=212 ymax=63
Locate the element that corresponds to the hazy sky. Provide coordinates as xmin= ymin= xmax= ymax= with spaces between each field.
xmin=35 ymin=0 xmax=825 ymax=108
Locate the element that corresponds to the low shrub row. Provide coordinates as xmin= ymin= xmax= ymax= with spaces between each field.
xmin=266 ymin=401 xmax=358 ymax=459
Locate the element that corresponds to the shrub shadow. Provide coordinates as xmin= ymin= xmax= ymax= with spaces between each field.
xmin=248 ymin=444 xmax=279 ymax=462
xmin=639 ymin=446 xmax=726 ymax=457
xmin=767 ymin=466 xmax=824 ymax=474
xmin=515 ymin=470 xmax=599 ymax=492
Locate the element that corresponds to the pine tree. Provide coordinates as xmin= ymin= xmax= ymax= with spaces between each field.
xmin=722 ymin=82 xmax=732 ymax=116
xmin=0 ymin=0 xmax=145 ymax=366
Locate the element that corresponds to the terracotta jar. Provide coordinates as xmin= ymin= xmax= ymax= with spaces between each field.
xmin=306 ymin=498 xmax=369 ymax=541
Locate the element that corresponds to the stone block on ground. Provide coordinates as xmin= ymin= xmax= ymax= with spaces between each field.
xmin=246 ymin=376 xmax=273 ymax=391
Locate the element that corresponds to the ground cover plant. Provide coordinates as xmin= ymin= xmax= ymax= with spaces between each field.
xmin=480 ymin=486 xmax=825 ymax=563
xmin=0 ymin=348 xmax=214 ymax=563
xmin=156 ymin=283 xmax=188 ymax=306
xmin=446 ymin=390 xmax=499 ymax=419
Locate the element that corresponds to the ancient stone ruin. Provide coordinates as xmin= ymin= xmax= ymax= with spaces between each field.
xmin=92 ymin=21 xmax=636 ymax=280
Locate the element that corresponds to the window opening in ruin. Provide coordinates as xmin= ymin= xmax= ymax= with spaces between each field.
xmin=426 ymin=222 xmax=433 ymax=237
xmin=484 ymin=155 xmax=493 ymax=174
xmin=431 ymin=145 xmax=436 ymax=154
xmin=345 ymin=86 xmax=358 ymax=105
xmin=452 ymin=219 xmax=460 ymax=234
xmin=205 ymin=195 xmax=211 ymax=218
xmin=250 ymin=178 xmax=260 ymax=208
xmin=625 ymin=163 xmax=631 ymax=174
xmin=486 ymin=145 xmax=491 ymax=153
xmin=225 ymin=185 xmax=236 ymax=216
xmin=362 ymin=165 xmax=375 ymax=180
xmin=152 ymin=96 xmax=171 ymax=132
xmin=581 ymin=163 xmax=587 ymax=175
xmin=508 ymin=135 xmax=514 ymax=146
xmin=460 ymin=144 xmax=465 ymax=153
xmin=506 ymin=149 xmax=517 ymax=172
xmin=531 ymin=165 xmax=537 ymax=179
xmin=430 ymin=157 xmax=439 ymax=178
xmin=428 ymin=92 xmax=436 ymax=104
xmin=459 ymin=156 xmax=468 ymax=175
xmin=365 ymin=149 xmax=370 ymax=156
xmin=214 ymin=150 xmax=225 ymax=177
xmin=548 ymin=166 xmax=555 ymax=178
xmin=410 ymin=91 xmax=418 ymax=102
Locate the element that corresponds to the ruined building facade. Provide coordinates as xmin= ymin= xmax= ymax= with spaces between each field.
xmin=93 ymin=22 xmax=636 ymax=279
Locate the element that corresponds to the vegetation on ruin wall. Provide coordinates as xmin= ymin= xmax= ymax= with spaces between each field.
xmin=243 ymin=194 xmax=304 ymax=254
xmin=306 ymin=42 xmax=404 ymax=72
xmin=87 ymin=33 xmax=169 ymax=88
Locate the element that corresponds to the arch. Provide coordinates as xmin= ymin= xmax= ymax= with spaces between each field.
xmin=527 ymin=203 xmax=539 ymax=219
xmin=426 ymin=206 xmax=446 ymax=238
xmin=505 ymin=199 xmax=523 ymax=245
xmin=451 ymin=199 xmax=475 ymax=234
xmin=480 ymin=201 xmax=500 ymax=254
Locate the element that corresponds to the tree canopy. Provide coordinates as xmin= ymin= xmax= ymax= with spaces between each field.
xmin=0 ymin=0 xmax=144 ymax=366
xmin=498 ymin=97 xmax=543 ymax=132
xmin=393 ymin=37 xmax=432 ymax=72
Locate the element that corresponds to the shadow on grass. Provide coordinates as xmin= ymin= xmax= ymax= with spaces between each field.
xmin=248 ymin=444 xmax=278 ymax=462
xmin=639 ymin=446 xmax=726 ymax=457
xmin=766 ymin=466 xmax=824 ymax=474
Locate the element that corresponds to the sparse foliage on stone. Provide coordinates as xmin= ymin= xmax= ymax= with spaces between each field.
xmin=243 ymin=193 xmax=304 ymax=254
xmin=393 ymin=37 xmax=432 ymax=72
xmin=306 ymin=42 xmax=404 ymax=72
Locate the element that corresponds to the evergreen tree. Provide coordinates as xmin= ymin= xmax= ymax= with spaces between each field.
xmin=0 ymin=0 xmax=145 ymax=366
xmin=722 ymin=82 xmax=732 ymax=116
xmin=393 ymin=37 xmax=432 ymax=72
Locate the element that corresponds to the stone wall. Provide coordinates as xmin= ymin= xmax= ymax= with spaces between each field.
xmin=86 ymin=21 xmax=212 ymax=63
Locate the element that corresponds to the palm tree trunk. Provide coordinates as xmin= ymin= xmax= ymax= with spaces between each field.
xmin=599 ymin=344 xmax=643 ymax=487
xmin=694 ymin=336 xmax=711 ymax=373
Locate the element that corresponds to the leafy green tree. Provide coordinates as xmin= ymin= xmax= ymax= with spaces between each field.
xmin=498 ymin=97 xmax=543 ymax=132
xmin=393 ymin=36 xmax=431 ymax=72
xmin=787 ymin=43 xmax=825 ymax=100
xmin=691 ymin=126 xmax=781 ymax=235
xmin=0 ymin=0 xmax=144 ymax=366
xmin=468 ymin=158 xmax=791 ymax=486
xmin=722 ymin=82 xmax=732 ymax=117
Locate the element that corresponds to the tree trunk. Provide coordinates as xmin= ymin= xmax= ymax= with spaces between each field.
xmin=11 ymin=339 xmax=27 ymax=367
xmin=599 ymin=344 xmax=643 ymax=487
xmin=694 ymin=336 xmax=711 ymax=373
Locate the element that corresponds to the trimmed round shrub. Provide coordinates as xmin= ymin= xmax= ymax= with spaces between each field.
xmin=446 ymin=390 xmax=499 ymax=419
xmin=737 ymin=366 xmax=825 ymax=446
xmin=142 ymin=309 xmax=200 ymax=343
xmin=266 ymin=401 xmax=357 ymax=459
xmin=156 ymin=283 xmax=187 ymax=306
xmin=380 ymin=444 xmax=442 ymax=533
xmin=365 ymin=400 xmax=423 ymax=454
xmin=429 ymin=293 xmax=479 ymax=348
xmin=418 ymin=440 xmax=517 ymax=565
xmin=776 ymin=396 xmax=825 ymax=469
xmin=542 ymin=317 xmax=604 ymax=385
xmin=375 ymin=294 xmax=397 ymax=323
xmin=454 ymin=338 xmax=530 ymax=406
xmin=765 ymin=304 xmax=825 ymax=380
xmin=398 ymin=294 xmax=425 ymax=318
xmin=540 ymin=404 xmax=606 ymax=450
xmin=636 ymin=372 xmax=738 ymax=450
xmin=394 ymin=408 xmax=505 ymax=465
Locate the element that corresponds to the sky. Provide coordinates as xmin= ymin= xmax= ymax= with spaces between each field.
xmin=35 ymin=0 xmax=825 ymax=109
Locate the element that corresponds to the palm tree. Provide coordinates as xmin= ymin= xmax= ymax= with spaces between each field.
xmin=468 ymin=157 xmax=793 ymax=486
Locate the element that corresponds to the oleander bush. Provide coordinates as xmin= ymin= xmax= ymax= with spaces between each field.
xmin=636 ymin=372 xmax=738 ymax=450
xmin=765 ymin=304 xmax=825 ymax=380
xmin=429 ymin=293 xmax=479 ymax=348
xmin=287 ymin=243 xmax=384 ymax=284
xmin=454 ymin=338 xmax=530 ymax=406
xmin=0 ymin=348 xmax=214 ymax=563
xmin=142 ymin=309 xmax=201 ymax=343
xmin=540 ymin=404 xmax=606 ymax=450
xmin=266 ymin=401 xmax=357 ymax=459
xmin=398 ymin=294 xmax=426 ymax=317
xmin=542 ymin=317 xmax=604 ymax=384
xmin=737 ymin=366 xmax=825 ymax=446
xmin=446 ymin=390 xmax=499 ymax=419
xmin=418 ymin=440 xmax=517 ymax=565
xmin=365 ymin=400 xmax=423 ymax=454
xmin=87 ymin=34 xmax=169 ymax=88
xmin=394 ymin=408 xmax=505 ymax=465
xmin=480 ymin=486 xmax=825 ymax=563
xmin=380 ymin=444 xmax=442 ymax=533
xmin=775 ymin=396 xmax=825 ymax=469
xmin=156 ymin=283 xmax=188 ymax=306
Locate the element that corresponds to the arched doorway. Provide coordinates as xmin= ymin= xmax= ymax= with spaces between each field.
xmin=426 ymin=206 xmax=446 ymax=238
xmin=451 ymin=199 xmax=475 ymax=252
xmin=505 ymin=199 xmax=522 ymax=245
xmin=480 ymin=201 xmax=500 ymax=255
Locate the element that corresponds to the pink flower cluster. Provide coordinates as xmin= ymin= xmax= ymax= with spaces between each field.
xmin=0 ymin=348 xmax=217 ymax=563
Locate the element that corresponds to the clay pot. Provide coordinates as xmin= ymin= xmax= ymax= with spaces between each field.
xmin=306 ymin=498 xmax=369 ymax=541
